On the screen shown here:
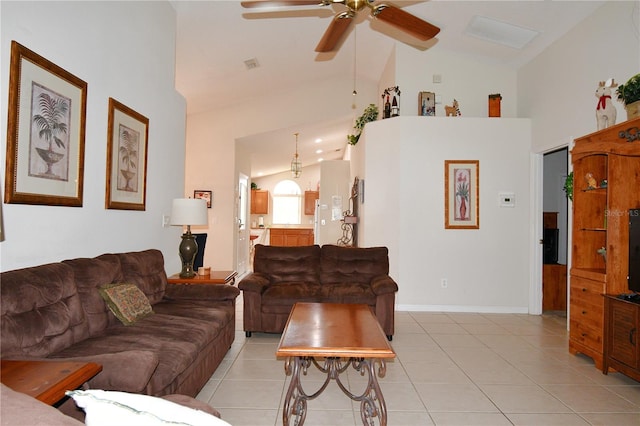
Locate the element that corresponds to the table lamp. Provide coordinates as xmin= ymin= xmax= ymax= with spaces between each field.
xmin=171 ymin=198 xmax=208 ymax=278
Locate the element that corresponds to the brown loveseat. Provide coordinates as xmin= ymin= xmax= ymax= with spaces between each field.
xmin=0 ymin=249 xmax=239 ymax=401
xmin=239 ymin=244 xmax=398 ymax=339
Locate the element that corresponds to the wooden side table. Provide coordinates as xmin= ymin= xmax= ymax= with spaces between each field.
xmin=1 ymin=359 xmax=102 ymax=405
xmin=167 ymin=270 xmax=237 ymax=285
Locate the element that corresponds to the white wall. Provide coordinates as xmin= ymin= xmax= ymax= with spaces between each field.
xmin=356 ymin=117 xmax=532 ymax=312
xmin=1 ymin=2 xmax=186 ymax=272
xmin=520 ymin=1 xmax=639 ymax=152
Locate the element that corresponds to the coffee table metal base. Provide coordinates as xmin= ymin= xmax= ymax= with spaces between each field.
xmin=283 ymin=356 xmax=388 ymax=426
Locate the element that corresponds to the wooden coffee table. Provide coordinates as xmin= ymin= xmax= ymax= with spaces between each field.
xmin=277 ymin=303 xmax=396 ymax=426
xmin=1 ymin=359 xmax=102 ymax=405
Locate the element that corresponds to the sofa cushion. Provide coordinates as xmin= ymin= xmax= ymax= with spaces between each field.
xmin=1 ymin=384 xmax=83 ymax=426
xmin=98 ymin=283 xmax=154 ymax=325
xmin=117 ymin=250 xmax=167 ymax=305
xmin=253 ymin=244 xmax=321 ymax=283
xmin=320 ymin=245 xmax=389 ymax=284
xmin=0 ymin=263 xmax=90 ymax=358
xmin=63 ymin=255 xmax=124 ymax=336
xmin=52 ymin=313 xmax=220 ymax=395
xmin=49 ymin=350 xmax=159 ymax=393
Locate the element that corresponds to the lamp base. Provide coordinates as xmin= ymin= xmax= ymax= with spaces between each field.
xmin=178 ymin=231 xmax=199 ymax=278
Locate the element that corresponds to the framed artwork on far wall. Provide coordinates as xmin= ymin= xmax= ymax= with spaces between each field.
xmin=4 ymin=41 xmax=88 ymax=207
xmin=444 ymin=160 xmax=479 ymax=229
xmin=194 ymin=190 xmax=212 ymax=208
xmin=105 ymin=98 xmax=149 ymax=210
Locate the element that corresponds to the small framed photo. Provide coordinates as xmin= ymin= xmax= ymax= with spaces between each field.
xmin=419 ymin=91 xmax=435 ymax=116
xmin=105 ymin=98 xmax=149 ymax=210
xmin=4 ymin=41 xmax=87 ymax=206
xmin=194 ymin=190 xmax=212 ymax=208
xmin=445 ymin=160 xmax=479 ymax=229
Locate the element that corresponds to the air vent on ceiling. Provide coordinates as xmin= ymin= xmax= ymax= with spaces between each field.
xmin=465 ymin=15 xmax=539 ymax=49
xmin=244 ymin=58 xmax=260 ymax=70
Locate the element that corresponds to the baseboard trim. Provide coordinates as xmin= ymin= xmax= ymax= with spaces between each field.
xmin=395 ymin=304 xmax=530 ymax=314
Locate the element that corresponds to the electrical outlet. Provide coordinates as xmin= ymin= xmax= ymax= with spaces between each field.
xmin=441 ymin=278 xmax=448 ymax=288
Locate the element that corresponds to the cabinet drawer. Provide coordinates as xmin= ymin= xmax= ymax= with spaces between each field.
xmin=570 ymin=319 xmax=603 ymax=351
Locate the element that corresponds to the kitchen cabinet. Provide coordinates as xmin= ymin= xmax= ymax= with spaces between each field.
xmin=569 ymin=117 xmax=640 ymax=370
xmin=269 ymin=228 xmax=314 ymax=246
xmin=304 ymin=191 xmax=319 ymax=215
xmin=251 ymin=190 xmax=269 ymax=215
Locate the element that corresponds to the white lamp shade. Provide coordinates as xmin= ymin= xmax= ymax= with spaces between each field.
xmin=170 ymin=198 xmax=208 ymax=226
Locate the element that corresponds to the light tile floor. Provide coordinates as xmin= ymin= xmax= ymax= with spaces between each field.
xmin=197 ymin=304 xmax=640 ymax=425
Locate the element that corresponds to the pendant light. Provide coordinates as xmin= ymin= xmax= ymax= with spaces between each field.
xmin=290 ymin=132 xmax=302 ymax=178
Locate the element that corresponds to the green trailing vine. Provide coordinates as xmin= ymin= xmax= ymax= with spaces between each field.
xmin=347 ymin=104 xmax=379 ymax=146
xmin=563 ymin=172 xmax=573 ymax=201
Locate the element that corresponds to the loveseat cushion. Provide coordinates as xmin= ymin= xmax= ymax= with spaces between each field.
xmin=0 ymin=263 xmax=90 ymax=358
xmin=320 ymin=245 xmax=389 ymax=284
xmin=261 ymin=282 xmax=322 ymax=306
xmin=253 ymin=244 xmax=321 ymax=283
xmin=320 ymin=283 xmax=377 ymax=305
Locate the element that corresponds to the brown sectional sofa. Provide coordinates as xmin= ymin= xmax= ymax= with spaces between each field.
xmin=239 ymin=244 xmax=398 ymax=339
xmin=0 ymin=249 xmax=239 ymax=401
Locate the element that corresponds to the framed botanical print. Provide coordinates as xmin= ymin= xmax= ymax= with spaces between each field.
xmin=445 ymin=160 xmax=479 ymax=229
xmin=4 ymin=41 xmax=87 ymax=206
xmin=105 ymin=98 xmax=149 ymax=210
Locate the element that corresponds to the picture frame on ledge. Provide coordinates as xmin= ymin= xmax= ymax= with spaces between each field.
xmin=4 ymin=41 xmax=88 ymax=207
xmin=194 ymin=190 xmax=212 ymax=208
xmin=445 ymin=160 xmax=479 ymax=230
xmin=419 ymin=92 xmax=436 ymax=116
xmin=105 ymin=98 xmax=149 ymax=211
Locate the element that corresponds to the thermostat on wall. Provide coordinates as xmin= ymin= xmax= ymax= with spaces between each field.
xmin=499 ymin=192 xmax=516 ymax=207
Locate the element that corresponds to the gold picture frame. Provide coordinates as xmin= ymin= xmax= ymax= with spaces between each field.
xmin=105 ymin=98 xmax=149 ymax=210
xmin=445 ymin=160 xmax=479 ymax=229
xmin=4 ymin=41 xmax=87 ymax=206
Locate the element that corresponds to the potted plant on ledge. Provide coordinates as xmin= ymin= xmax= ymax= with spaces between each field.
xmin=347 ymin=104 xmax=379 ymax=145
xmin=617 ymin=73 xmax=640 ymax=120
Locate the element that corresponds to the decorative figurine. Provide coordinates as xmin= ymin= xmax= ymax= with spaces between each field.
xmin=445 ymin=99 xmax=461 ymax=117
xmin=595 ymin=79 xmax=617 ymax=130
xmin=585 ymin=172 xmax=598 ymax=189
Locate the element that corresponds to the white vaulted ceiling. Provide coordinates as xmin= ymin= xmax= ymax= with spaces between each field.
xmin=172 ymin=0 xmax=606 ymax=177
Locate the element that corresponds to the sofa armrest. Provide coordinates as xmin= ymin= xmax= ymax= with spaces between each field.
xmin=237 ymin=273 xmax=271 ymax=293
xmin=370 ymin=275 xmax=398 ymax=295
xmin=47 ymin=350 xmax=159 ymax=393
xmin=163 ymin=283 xmax=240 ymax=301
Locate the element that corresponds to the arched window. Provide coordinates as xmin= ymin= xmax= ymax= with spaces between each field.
xmin=273 ymin=180 xmax=302 ymax=224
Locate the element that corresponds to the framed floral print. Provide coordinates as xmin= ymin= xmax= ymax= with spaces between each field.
xmin=105 ymin=98 xmax=149 ymax=210
xmin=194 ymin=190 xmax=212 ymax=208
xmin=445 ymin=160 xmax=479 ymax=229
xmin=4 ymin=41 xmax=87 ymax=206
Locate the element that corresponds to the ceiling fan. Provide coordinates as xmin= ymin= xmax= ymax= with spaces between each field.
xmin=241 ymin=0 xmax=440 ymax=52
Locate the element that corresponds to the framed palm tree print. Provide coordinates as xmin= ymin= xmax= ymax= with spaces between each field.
xmin=445 ymin=160 xmax=479 ymax=229
xmin=4 ymin=41 xmax=87 ymax=206
xmin=105 ymin=98 xmax=149 ymax=210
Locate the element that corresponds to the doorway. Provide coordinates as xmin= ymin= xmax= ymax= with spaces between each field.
xmin=542 ymin=147 xmax=569 ymax=314
xmin=236 ymin=174 xmax=249 ymax=277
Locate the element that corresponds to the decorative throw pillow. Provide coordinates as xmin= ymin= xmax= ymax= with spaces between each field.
xmin=98 ymin=283 xmax=153 ymax=325
xmin=67 ymin=389 xmax=230 ymax=426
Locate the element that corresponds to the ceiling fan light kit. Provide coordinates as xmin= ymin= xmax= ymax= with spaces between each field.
xmin=242 ymin=0 xmax=440 ymax=53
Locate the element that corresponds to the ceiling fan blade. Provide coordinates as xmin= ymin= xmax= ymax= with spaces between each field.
xmin=315 ymin=11 xmax=354 ymax=52
xmin=373 ymin=4 xmax=440 ymax=41
xmin=241 ymin=1 xmax=329 ymax=8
